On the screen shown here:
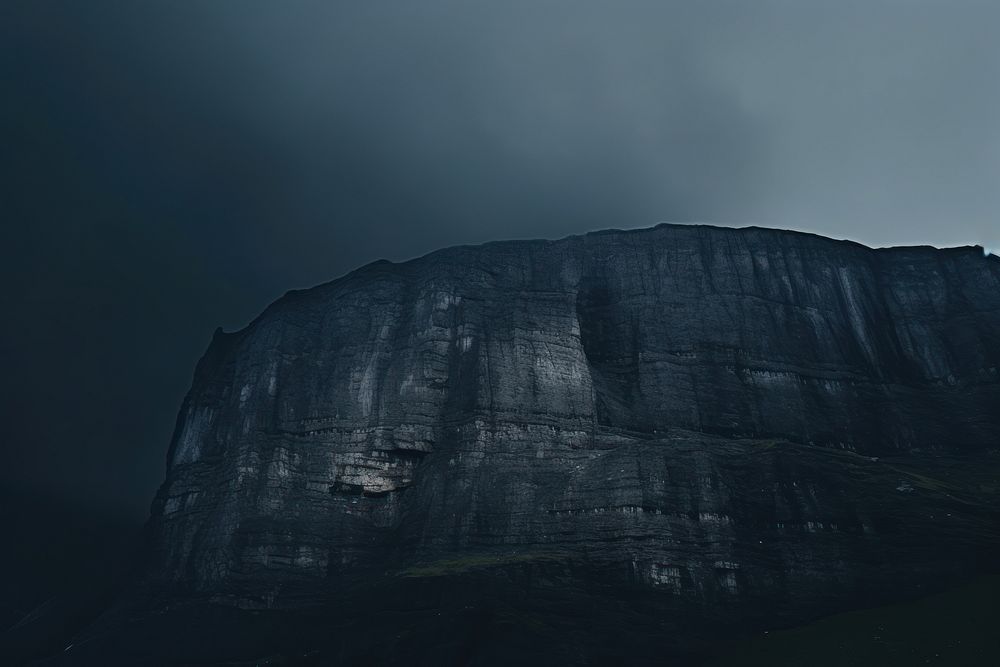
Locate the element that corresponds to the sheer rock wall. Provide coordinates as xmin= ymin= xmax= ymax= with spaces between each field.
xmin=147 ymin=224 xmax=1000 ymax=625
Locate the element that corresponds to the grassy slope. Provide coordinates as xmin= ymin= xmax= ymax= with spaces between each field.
xmin=710 ymin=574 xmax=1000 ymax=666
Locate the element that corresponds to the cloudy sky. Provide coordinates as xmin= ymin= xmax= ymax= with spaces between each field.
xmin=3 ymin=0 xmax=998 ymax=518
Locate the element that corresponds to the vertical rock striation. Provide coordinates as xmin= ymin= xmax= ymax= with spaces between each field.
xmin=146 ymin=223 xmax=1000 ymax=651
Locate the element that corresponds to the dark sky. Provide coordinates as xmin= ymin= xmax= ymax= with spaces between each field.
xmin=3 ymin=1 xmax=998 ymax=520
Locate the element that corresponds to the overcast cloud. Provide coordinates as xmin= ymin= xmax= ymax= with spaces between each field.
xmin=3 ymin=1 xmax=998 ymax=516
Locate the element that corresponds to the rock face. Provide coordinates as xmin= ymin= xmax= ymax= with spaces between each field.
xmin=145 ymin=224 xmax=1000 ymax=658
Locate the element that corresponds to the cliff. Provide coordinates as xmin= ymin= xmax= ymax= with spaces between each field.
xmin=134 ymin=223 xmax=999 ymax=662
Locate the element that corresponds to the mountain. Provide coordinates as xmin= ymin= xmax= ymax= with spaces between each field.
xmin=64 ymin=224 xmax=1000 ymax=664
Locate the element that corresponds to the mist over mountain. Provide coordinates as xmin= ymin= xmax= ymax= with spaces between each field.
xmin=4 ymin=2 xmax=999 ymax=664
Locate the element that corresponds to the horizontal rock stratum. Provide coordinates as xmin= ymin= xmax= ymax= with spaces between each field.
xmin=140 ymin=223 xmax=999 ymax=662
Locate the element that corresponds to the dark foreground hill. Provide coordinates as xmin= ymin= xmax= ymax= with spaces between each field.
xmin=26 ymin=224 xmax=1000 ymax=664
